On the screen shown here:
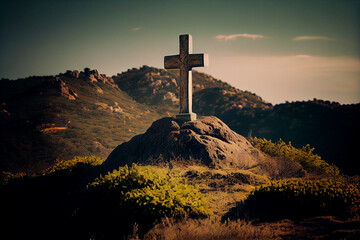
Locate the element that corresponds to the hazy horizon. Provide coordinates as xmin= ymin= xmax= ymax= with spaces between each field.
xmin=1 ymin=0 xmax=359 ymax=104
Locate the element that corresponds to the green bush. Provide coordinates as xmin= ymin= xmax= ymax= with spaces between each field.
xmin=224 ymin=178 xmax=360 ymax=221
xmin=251 ymin=138 xmax=339 ymax=176
xmin=43 ymin=155 xmax=103 ymax=175
xmin=87 ymin=164 xmax=212 ymax=219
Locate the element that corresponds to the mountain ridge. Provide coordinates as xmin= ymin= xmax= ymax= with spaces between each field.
xmin=1 ymin=66 xmax=359 ymax=175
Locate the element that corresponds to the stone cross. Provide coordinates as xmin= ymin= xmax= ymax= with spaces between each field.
xmin=164 ymin=34 xmax=208 ymax=121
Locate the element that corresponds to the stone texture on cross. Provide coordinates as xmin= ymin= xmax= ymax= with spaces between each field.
xmin=164 ymin=34 xmax=208 ymax=121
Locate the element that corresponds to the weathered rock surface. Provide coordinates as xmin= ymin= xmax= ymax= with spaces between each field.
xmin=102 ymin=116 xmax=304 ymax=178
xmin=62 ymin=68 xmax=118 ymax=87
xmin=48 ymin=78 xmax=77 ymax=100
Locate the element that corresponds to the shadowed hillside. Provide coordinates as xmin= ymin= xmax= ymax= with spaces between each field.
xmin=198 ymin=99 xmax=360 ymax=175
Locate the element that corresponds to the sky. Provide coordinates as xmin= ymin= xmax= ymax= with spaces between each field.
xmin=0 ymin=0 xmax=359 ymax=104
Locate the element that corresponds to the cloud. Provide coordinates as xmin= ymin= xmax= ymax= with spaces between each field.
xmin=292 ymin=36 xmax=336 ymax=41
xmin=215 ymin=33 xmax=266 ymax=41
xmin=131 ymin=27 xmax=141 ymax=31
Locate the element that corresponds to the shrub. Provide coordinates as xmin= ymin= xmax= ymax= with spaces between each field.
xmin=84 ymin=164 xmax=211 ymax=238
xmin=251 ymin=138 xmax=340 ymax=176
xmin=224 ymin=178 xmax=360 ymax=221
xmin=0 ymin=171 xmax=26 ymax=186
xmin=43 ymin=155 xmax=103 ymax=175
xmin=87 ymin=164 xmax=212 ymax=219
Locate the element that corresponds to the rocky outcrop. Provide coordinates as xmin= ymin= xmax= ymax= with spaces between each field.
xmin=81 ymin=68 xmax=113 ymax=85
xmin=113 ymin=67 xmax=180 ymax=106
xmin=102 ymin=116 xmax=304 ymax=178
xmin=62 ymin=68 xmax=118 ymax=87
xmin=64 ymin=70 xmax=80 ymax=78
xmin=48 ymin=78 xmax=77 ymax=100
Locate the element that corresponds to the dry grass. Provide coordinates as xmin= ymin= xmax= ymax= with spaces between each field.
xmin=139 ymin=216 xmax=360 ymax=240
xmin=142 ymin=217 xmax=287 ymax=240
xmin=168 ymin=164 xmax=269 ymax=216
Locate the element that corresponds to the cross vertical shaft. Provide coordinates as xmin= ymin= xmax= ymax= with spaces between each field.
xmin=179 ymin=35 xmax=192 ymax=113
xmin=180 ymin=66 xmax=192 ymax=113
xmin=164 ymin=34 xmax=208 ymax=121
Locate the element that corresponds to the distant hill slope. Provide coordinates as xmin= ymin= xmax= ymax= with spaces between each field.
xmin=0 ymin=68 xmax=164 ymax=173
xmin=233 ymin=100 xmax=360 ymax=175
xmin=112 ymin=66 xmax=270 ymax=111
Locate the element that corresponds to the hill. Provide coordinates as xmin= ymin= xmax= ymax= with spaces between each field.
xmin=1 ymin=73 xmax=359 ymax=238
xmin=225 ymin=100 xmax=360 ymax=175
xmin=1 ymin=66 xmax=359 ymax=175
xmin=112 ymin=66 xmax=270 ymax=112
xmin=0 ymin=66 xmax=269 ymax=173
xmin=0 ymin=68 xmax=164 ymax=173
xmin=113 ymin=66 xmax=360 ymax=175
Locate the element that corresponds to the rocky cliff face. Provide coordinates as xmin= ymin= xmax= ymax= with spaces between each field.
xmin=46 ymin=77 xmax=77 ymax=100
xmin=102 ymin=116 xmax=304 ymax=178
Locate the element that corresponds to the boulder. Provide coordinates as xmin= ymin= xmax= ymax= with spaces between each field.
xmin=102 ymin=116 xmax=305 ymax=178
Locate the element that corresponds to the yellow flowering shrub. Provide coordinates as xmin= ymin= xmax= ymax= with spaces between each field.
xmin=225 ymin=178 xmax=360 ymax=221
xmin=251 ymin=138 xmax=340 ymax=176
xmin=87 ymin=164 xmax=212 ymax=220
xmin=43 ymin=156 xmax=103 ymax=175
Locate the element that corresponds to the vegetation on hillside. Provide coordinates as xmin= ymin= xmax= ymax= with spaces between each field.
xmin=1 ymin=150 xmax=359 ymax=239
xmin=224 ymin=178 xmax=360 ymax=221
xmin=144 ymin=217 xmax=286 ymax=240
xmin=211 ymin=99 xmax=360 ymax=176
xmin=0 ymin=158 xmax=213 ymax=239
xmin=87 ymin=164 xmax=212 ymax=219
xmin=251 ymin=138 xmax=340 ymax=177
xmin=0 ymin=171 xmax=26 ymax=186
xmin=43 ymin=155 xmax=103 ymax=175
xmin=0 ymin=68 xmax=164 ymax=173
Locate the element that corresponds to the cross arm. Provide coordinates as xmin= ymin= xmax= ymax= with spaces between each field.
xmin=188 ymin=54 xmax=209 ymax=68
xmin=164 ymin=55 xmax=180 ymax=69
